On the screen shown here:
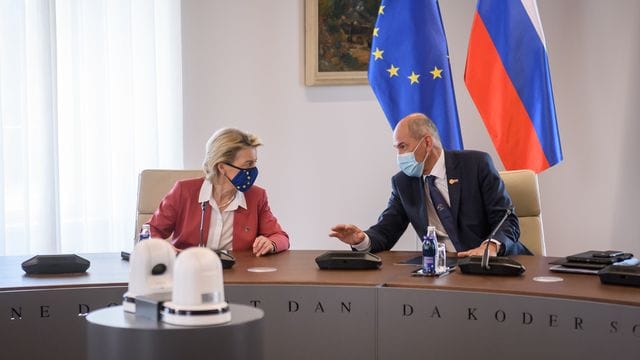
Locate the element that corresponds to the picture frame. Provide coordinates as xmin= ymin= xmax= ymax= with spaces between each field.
xmin=304 ymin=0 xmax=378 ymax=86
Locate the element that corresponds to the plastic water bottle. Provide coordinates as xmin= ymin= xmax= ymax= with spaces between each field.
xmin=422 ymin=226 xmax=437 ymax=274
xmin=139 ymin=224 xmax=151 ymax=241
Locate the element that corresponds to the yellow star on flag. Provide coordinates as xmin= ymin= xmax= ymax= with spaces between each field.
xmin=379 ymin=5 xmax=385 ymax=15
xmin=373 ymin=27 xmax=379 ymax=37
xmin=372 ymin=47 xmax=384 ymax=61
xmin=408 ymin=71 xmax=420 ymax=84
xmin=386 ymin=64 xmax=399 ymax=78
xmin=430 ymin=66 xmax=443 ymax=79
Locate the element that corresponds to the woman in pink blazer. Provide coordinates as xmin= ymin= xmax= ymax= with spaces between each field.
xmin=146 ymin=128 xmax=289 ymax=256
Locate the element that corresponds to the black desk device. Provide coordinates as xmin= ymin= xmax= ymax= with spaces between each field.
xmin=458 ymin=256 xmax=525 ymax=276
xmin=22 ymin=254 xmax=90 ymax=275
xmin=598 ymin=265 xmax=640 ymax=287
xmin=215 ymin=250 xmax=236 ymax=269
xmin=566 ymin=250 xmax=632 ymax=265
xmin=122 ymin=250 xmax=234 ymax=269
xmin=315 ymin=251 xmax=382 ymax=270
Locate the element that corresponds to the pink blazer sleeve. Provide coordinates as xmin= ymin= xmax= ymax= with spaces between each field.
xmin=147 ymin=181 xmax=182 ymax=239
xmin=257 ymin=191 xmax=289 ymax=253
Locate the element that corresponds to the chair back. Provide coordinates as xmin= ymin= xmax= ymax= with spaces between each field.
xmin=499 ymin=170 xmax=546 ymax=255
xmin=135 ymin=169 xmax=203 ymax=242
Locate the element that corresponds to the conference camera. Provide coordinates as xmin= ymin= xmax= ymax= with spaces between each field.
xmin=162 ymin=247 xmax=231 ymax=326
xmin=122 ymin=238 xmax=175 ymax=313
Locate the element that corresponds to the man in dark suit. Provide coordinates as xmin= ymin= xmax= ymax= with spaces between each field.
xmin=330 ymin=113 xmax=531 ymax=256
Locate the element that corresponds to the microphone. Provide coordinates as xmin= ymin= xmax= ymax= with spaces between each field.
xmin=215 ymin=250 xmax=236 ymax=269
xmin=458 ymin=206 xmax=526 ymax=276
xmin=198 ymin=200 xmax=236 ymax=268
xmin=199 ymin=201 xmax=207 ymax=248
xmin=480 ymin=206 xmax=513 ymax=270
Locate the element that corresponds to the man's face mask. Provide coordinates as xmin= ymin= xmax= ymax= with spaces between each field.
xmin=397 ymin=137 xmax=429 ymax=177
xmin=225 ymin=163 xmax=259 ymax=192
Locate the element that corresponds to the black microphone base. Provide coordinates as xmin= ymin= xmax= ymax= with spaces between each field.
xmin=214 ymin=250 xmax=236 ymax=269
xmin=458 ymin=256 xmax=525 ymax=276
xmin=315 ymin=251 xmax=382 ymax=270
xmin=598 ymin=265 xmax=640 ymax=287
xmin=22 ymin=254 xmax=90 ymax=274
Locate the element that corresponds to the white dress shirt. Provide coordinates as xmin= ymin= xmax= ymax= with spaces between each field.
xmin=198 ymin=179 xmax=246 ymax=251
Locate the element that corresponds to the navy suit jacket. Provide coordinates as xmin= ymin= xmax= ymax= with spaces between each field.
xmin=364 ymin=150 xmax=531 ymax=256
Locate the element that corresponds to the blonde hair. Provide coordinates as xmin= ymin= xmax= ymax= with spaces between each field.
xmin=202 ymin=128 xmax=262 ymax=180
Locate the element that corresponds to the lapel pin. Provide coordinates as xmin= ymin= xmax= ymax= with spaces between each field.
xmin=448 ymin=178 xmax=459 ymax=185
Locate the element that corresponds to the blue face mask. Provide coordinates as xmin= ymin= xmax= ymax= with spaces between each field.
xmin=397 ymin=137 xmax=429 ymax=177
xmin=224 ymin=163 xmax=258 ymax=192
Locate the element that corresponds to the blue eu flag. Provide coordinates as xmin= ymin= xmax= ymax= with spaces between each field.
xmin=369 ymin=0 xmax=463 ymax=150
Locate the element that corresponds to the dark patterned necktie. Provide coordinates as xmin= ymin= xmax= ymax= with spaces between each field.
xmin=426 ymin=175 xmax=462 ymax=251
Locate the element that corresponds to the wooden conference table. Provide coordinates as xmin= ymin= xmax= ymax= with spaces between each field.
xmin=1 ymin=251 xmax=638 ymax=360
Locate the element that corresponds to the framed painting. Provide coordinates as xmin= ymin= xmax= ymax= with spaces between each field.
xmin=305 ymin=0 xmax=379 ymax=86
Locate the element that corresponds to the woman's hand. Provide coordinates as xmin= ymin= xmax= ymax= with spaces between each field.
xmin=253 ymin=235 xmax=276 ymax=257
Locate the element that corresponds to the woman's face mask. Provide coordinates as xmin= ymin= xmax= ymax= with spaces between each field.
xmin=225 ymin=163 xmax=259 ymax=192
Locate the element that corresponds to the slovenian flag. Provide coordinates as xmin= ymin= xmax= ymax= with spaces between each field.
xmin=464 ymin=0 xmax=562 ymax=172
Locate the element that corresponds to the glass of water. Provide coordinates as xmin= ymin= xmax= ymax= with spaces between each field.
xmin=436 ymin=242 xmax=447 ymax=274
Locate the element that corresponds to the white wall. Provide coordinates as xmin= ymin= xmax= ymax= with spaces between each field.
xmin=181 ymin=0 xmax=640 ymax=257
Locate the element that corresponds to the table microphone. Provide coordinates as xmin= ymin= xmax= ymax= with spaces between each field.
xmin=481 ymin=206 xmax=514 ymax=270
xmin=197 ymin=201 xmax=236 ymax=268
xmin=458 ymin=206 xmax=526 ymax=276
xmin=199 ymin=201 xmax=208 ymax=248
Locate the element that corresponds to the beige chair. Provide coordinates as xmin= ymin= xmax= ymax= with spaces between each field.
xmin=134 ymin=169 xmax=203 ymax=242
xmin=499 ymin=170 xmax=546 ymax=255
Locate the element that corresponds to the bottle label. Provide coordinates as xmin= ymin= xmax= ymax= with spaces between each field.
xmin=423 ymin=257 xmax=435 ymax=273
